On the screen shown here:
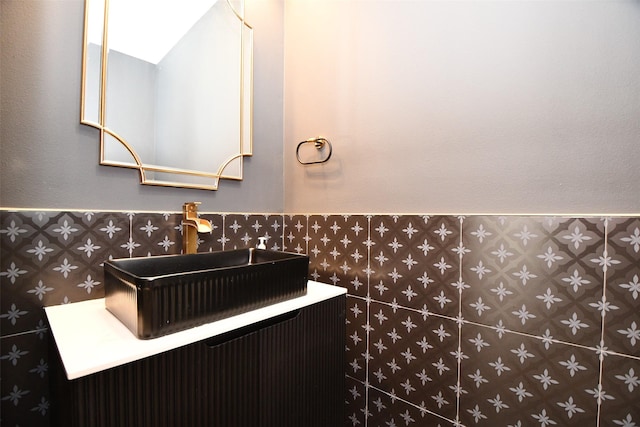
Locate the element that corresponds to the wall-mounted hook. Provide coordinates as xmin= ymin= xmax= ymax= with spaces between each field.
xmin=296 ymin=137 xmax=332 ymax=165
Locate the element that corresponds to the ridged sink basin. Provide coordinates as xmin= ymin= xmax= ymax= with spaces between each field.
xmin=104 ymin=249 xmax=309 ymax=339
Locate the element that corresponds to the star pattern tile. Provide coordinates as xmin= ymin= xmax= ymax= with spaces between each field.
xmin=198 ymin=213 xmax=224 ymax=252
xmin=459 ymin=323 xmax=600 ymax=426
xmin=368 ymin=301 xmax=459 ymax=421
xmin=345 ymin=374 xmax=367 ymax=426
xmin=345 ymin=295 xmax=368 ymax=383
xmin=604 ymin=217 xmax=640 ymax=358
xmin=283 ymin=214 xmax=308 ymax=254
xmin=462 ymin=216 xmax=606 ymax=348
xmin=369 ymin=215 xmax=462 ymax=319
xmin=600 ymin=352 xmax=640 ymax=426
xmin=307 ymin=214 xmax=368 ymax=296
xmin=0 ymin=332 xmax=51 ymax=427
xmin=223 ymin=214 xmax=284 ymax=250
xmin=130 ymin=212 xmax=182 ymax=256
xmin=367 ymin=385 xmax=452 ymax=427
xmin=2 ymin=211 xmax=640 ymax=427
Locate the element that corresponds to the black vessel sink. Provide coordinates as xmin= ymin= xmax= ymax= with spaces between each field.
xmin=104 ymin=249 xmax=309 ymax=339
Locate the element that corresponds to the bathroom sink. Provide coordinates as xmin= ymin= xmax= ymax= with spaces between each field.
xmin=104 ymin=249 xmax=309 ymax=339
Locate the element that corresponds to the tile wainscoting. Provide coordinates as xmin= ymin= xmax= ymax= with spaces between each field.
xmin=1 ymin=210 xmax=639 ymax=426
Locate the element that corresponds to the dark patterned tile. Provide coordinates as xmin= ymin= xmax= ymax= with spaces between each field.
xmin=345 ymin=296 xmax=368 ymax=383
xmin=462 ymin=216 xmax=605 ymax=348
xmin=307 ymin=215 xmax=368 ymax=295
xmin=195 ymin=213 xmax=224 ymax=253
xmin=0 ymin=288 xmax=43 ymax=337
xmin=369 ymin=215 xmax=461 ymax=317
xmin=5 ymin=211 xmax=637 ymax=427
xmin=53 ymin=211 xmax=131 ymax=302
xmin=600 ymin=353 xmax=640 ymax=427
xmin=223 ymin=213 xmax=254 ymax=249
xmin=0 ymin=210 xmax=39 ymax=247
xmin=130 ymin=212 xmax=181 ymax=257
xmin=459 ymin=323 xmax=600 ymax=426
xmin=43 ymin=212 xmax=89 ymax=248
xmin=1 ymin=211 xmax=46 ymax=335
xmin=262 ymin=214 xmax=285 ymax=250
xmin=75 ymin=212 xmax=131 ymax=302
xmin=367 ymin=385 xmax=455 ymax=427
xmin=603 ymin=217 xmax=640 ymax=357
xmin=283 ymin=215 xmax=308 ymax=255
xmin=92 ymin=212 xmax=131 ymax=261
xmin=345 ymin=376 xmax=367 ymax=427
xmin=1 ymin=212 xmax=116 ymax=335
xmin=0 ymin=331 xmax=50 ymax=427
xmin=368 ymin=301 xmax=459 ymax=421
xmin=223 ymin=214 xmax=283 ymax=250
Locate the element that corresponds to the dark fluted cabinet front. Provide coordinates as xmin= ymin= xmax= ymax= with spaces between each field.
xmin=50 ymin=295 xmax=346 ymax=427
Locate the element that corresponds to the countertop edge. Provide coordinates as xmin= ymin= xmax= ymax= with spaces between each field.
xmin=45 ymin=281 xmax=346 ymax=380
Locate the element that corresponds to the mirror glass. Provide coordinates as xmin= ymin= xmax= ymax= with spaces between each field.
xmin=81 ymin=0 xmax=253 ymax=190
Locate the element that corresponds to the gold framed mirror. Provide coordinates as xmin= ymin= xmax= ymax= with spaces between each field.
xmin=81 ymin=0 xmax=253 ymax=190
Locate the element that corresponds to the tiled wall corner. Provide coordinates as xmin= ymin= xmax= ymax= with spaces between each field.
xmin=604 ymin=217 xmax=640 ymax=358
xmin=305 ymin=214 xmax=370 ymax=295
xmin=3 ymin=210 xmax=639 ymax=427
xmin=282 ymin=213 xmax=640 ymax=427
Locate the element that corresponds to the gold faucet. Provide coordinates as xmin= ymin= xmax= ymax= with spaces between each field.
xmin=182 ymin=202 xmax=212 ymax=254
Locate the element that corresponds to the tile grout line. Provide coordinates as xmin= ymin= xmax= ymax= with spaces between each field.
xmin=278 ymin=214 xmax=282 ymax=250
xmin=346 ymin=376 xmax=456 ymax=425
xmin=364 ymin=294 xmax=631 ymax=359
xmin=367 ymin=383 xmax=457 ymax=425
xmin=456 ymin=216 xmax=464 ymax=426
xmin=128 ymin=212 xmax=134 ymax=257
xmin=595 ymin=219 xmax=609 ymax=427
xmin=364 ymin=215 xmax=371 ymax=427
xmin=0 ymin=327 xmax=49 ymax=340
xmin=221 ymin=214 xmax=226 ymax=251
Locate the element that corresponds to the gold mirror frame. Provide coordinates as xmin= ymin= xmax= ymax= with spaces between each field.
xmin=81 ymin=0 xmax=253 ymax=190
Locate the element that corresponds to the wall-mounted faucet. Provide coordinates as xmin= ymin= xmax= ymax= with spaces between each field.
xmin=182 ymin=202 xmax=212 ymax=254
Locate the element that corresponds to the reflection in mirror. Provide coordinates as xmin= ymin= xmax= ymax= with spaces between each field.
xmin=81 ymin=0 xmax=253 ymax=190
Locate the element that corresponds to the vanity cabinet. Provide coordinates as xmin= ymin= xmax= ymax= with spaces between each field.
xmin=49 ymin=295 xmax=345 ymax=427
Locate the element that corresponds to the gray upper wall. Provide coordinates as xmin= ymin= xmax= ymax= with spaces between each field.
xmin=284 ymin=1 xmax=640 ymax=214
xmin=0 ymin=0 xmax=284 ymax=213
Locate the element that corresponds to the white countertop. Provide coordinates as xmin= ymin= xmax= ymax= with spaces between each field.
xmin=45 ymin=281 xmax=346 ymax=380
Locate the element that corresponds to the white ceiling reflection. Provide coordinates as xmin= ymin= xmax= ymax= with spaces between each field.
xmin=88 ymin=0 xmax=217 ymax=64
